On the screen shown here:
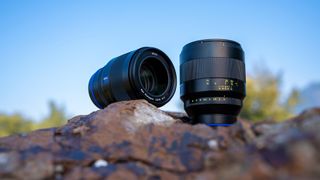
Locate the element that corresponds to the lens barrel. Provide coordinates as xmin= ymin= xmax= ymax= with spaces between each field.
xmin=180 ymin=39 xmax=246 ymax=126
xmin=89 ymin=47 xmax=177 ymax=108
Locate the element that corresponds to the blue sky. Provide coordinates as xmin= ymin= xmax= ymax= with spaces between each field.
xmin=1 ymin=0 xmax=319 ymax=120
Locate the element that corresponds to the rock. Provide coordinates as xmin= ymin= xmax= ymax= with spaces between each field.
xmin=0 ymin=100 xmax=320 ymax=179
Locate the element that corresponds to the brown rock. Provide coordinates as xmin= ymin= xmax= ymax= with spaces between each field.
xmin=0 ymin=100 xmax=320 ymax=179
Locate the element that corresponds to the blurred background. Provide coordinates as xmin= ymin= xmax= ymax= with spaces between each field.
xmin=1 ymin=0 xmax=320 ymax=136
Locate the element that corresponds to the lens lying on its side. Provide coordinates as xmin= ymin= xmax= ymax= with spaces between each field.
xmin=180 ymin=39 xmax=246 ymax=126
xmin=89 ymin=47 xmax=177 ymax=108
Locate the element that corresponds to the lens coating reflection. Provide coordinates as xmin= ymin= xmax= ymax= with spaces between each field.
xmin=139 ymin=58 xmax=168 ymax=96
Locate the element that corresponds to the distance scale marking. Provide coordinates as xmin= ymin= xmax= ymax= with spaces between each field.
xmin=205 ymin=78 xmax=239 ymax=91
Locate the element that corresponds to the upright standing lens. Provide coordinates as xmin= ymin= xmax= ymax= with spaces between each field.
xmin=89 ymin=47 xmax=177 ymax=108
xmin=180 ymin=39 xmax=246 ymax=126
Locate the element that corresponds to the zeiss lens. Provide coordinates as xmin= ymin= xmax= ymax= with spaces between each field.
xmin=89 ymin=47 xmax=177 ymax=108
xmin=180 ymin=39 xmax=246 ymax=126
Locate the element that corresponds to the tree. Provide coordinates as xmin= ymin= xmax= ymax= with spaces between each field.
xmin=240 ymin=68 xmax=299 ymax=122
xmin=0 ymin=101 xmax=68 ymax=137
xmin=35 ymin=101 xmax=67 ymax=129
xmin=0 ymin=113 xmax=33 ymax=137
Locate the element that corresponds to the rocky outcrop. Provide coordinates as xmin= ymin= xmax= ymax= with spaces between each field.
xmin=0 ymin=100 xmax=319 ymax=179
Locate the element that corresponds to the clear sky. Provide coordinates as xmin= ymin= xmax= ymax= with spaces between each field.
xmin=1 ymin=0 xmax=319 ymax=121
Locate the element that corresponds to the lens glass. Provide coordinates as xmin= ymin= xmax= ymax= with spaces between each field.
xmin=140 ymin=58 xmax=168 ymax=96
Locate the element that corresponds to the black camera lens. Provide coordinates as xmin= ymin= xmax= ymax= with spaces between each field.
xmin=139 ymin=58 xmax=169 ymax=96
xmin=89 ymin=47 xmax=177 ymax=108
xmin=180 ymin=39 xmax=246 ymax=126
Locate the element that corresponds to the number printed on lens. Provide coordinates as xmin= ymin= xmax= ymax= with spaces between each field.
xmin=180 ymin=39 xmax=246 ymax=126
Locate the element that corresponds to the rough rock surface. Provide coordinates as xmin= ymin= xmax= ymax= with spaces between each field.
xmin=0 ymin=100 xmax=320 ymax=179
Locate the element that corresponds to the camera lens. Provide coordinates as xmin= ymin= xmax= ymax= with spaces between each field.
xmin=180 ymin=39 xmax=246 ymax=126
xmin=89 ymin=47 xmax=177 ymax=108
xmin=139 ymin=58 xmax=169 ymax=96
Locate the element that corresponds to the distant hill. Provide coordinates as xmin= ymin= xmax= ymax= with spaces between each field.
xmin=295 ymin=82 xmax=320 ymax=113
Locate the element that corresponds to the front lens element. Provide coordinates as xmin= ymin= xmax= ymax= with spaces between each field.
xmin=139 ymin=58 xmax=169 ymax=96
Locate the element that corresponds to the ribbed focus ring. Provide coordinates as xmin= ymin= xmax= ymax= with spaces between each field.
xmin=180 ymin=57 xmax=245 ymax=83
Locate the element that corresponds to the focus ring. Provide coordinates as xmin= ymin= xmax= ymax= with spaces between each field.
xmin=180 ymin=57 xmax=245 ymax=83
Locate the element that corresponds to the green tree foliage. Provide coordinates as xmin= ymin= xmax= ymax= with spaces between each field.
xmin=0 ymin=113 xmax=33 ymax=137
xmin=240 ymin=68 xmax=299 ymax=122
xmin=0 ymin=101 xmax=67 ymax=137
xmin=35 ymin=101 xmax=67 ymax=129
